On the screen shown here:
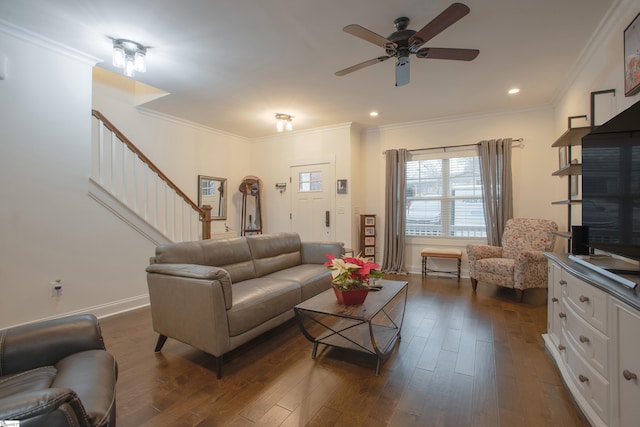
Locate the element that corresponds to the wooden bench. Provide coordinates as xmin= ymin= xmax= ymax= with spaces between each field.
xmin=421 ymin=248 xmax=462 ymax=280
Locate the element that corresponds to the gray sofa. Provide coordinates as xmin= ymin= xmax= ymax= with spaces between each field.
xmin=146 ymin=232 xmax=343 ymax=378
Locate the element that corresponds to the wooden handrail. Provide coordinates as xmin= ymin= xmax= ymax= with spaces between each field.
xmin=92 ymin=109 xmax=211 ymax=239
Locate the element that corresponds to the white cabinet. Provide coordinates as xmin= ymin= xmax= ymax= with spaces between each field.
xmin=611 ymin=302 xmax=640 ymax=427
xmin=543 ymin=254 xmax=640 ymax=427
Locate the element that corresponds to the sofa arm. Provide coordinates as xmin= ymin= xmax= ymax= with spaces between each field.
xmin=301 ymin=241 xmax=344 ymax=264
xmin=0 ymin=314 xmax=105 ymax=377
xmin=513 ymin=250 xmax=549 ymax=290
xmin=146 ymin=263 xmax=233 ymax=309
xmin=146 ymin=269 xmax=233 ymax=357
xmin=0 ymin=388 xmax=89 ymax=427
xmin=466 ymin=244 xmax=503 ymax=278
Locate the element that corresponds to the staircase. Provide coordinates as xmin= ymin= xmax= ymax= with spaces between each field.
xmin=89 ymin=110 xmax=211 ymax=245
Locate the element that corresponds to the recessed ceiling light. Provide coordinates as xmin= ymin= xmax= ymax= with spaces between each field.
xmin=508 ymin=88 xmax=520 ymax=95
xmin=369 ymin=111 xmax=379 ymax=117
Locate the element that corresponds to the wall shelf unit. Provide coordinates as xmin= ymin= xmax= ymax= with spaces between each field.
xmin=550 ymin=117 xmax=589 ymax=242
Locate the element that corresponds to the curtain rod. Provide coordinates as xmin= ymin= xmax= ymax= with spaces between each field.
xmin=406 ymin=138 xmax=524 ymax=153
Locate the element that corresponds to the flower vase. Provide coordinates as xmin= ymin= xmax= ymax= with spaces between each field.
xmin=332 ymin=284 xmax=369 ymax=305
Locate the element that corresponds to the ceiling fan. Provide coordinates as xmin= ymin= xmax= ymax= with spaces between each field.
xmin=335 ymin=2 xmax=479 ymax=87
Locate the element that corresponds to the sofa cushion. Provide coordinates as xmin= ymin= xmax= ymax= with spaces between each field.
xmin=0 ymin=366 xmax=56 ymax=399
xmin=226 ymin=277 xmax=301 ymax=337
xmin=155 ymin=237 xmax=256 ymax=283
xmin=476 ymin=257 xmax=515 ymax=288
xmin=247 ymin=233 xmax=302 ymax=277
xmin=265 ymin=264 xmax=332 ymax=300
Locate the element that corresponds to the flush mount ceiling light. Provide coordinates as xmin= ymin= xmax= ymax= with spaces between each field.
xmin=112 ymin=39 xmax=147 ymax=78
xmin=508 ymin=88 xmax=520 ymax=95
xmin=275 ymin=113 xmax=294 ymax=132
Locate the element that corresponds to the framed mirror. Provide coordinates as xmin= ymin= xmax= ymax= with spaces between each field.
xmin=198 ymin=175 xmax=227 ymax=220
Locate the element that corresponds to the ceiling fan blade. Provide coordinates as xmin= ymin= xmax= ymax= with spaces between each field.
xmin=335 ymin=56 xmax=391 ymax=76
xmin=408 ymin=3 xmax=471 ymax=47
xmin=416 ymin=47 xmax=479 ymax=61
xmin=343 ymin=24 xmax=395 ymax=48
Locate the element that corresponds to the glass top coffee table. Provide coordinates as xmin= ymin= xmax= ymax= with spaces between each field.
xmin=294 ymin=279 xmax=408 ymax=375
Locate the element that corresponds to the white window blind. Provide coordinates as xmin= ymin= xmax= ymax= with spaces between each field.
xmin=405 ymin=150 xmax=487 ymax=237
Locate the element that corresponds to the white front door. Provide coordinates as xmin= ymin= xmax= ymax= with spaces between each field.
xmin=291 ymin=163 xmax=334 ymax=241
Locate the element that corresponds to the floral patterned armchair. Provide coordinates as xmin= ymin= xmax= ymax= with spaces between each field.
xmin=466 ymin=218 xmax=558 ymax=301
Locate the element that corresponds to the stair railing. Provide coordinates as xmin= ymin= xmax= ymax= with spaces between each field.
xmin=91 ymin=110 xmax=211 ymax=241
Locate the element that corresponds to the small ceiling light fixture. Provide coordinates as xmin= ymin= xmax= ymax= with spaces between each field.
xmin=275 ymin=113 xmax=294 ymax=132
xmin=508 ymin=88 xmax=520 ymax=95
xmin=369 ymin=111 xmax=379 ymax=117
xmin=112 ymin=39 xmax=147 ymax=78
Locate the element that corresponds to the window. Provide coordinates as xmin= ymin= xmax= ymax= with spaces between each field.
xmin=299 ymin=171 xmax=322 ymax=192
xmin=405 ymin=152 xmax=486 ymax=237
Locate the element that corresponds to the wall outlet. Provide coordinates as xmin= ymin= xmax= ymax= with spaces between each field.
xmin=51 ymin=279 xmax=62 ymax=297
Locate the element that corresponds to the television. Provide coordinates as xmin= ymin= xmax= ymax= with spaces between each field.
xmin=581 ymin=100 xmax=640 ymax=267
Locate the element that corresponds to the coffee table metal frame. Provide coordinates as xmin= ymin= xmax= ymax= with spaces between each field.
xmin=294 ymin=279 xmax=408 ymax=375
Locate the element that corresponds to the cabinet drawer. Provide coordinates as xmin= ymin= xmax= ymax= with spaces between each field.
xmin=564 ymin=303 xmax=609 ymax=378
xmin=564 ymin=332 xmax=610 ymax=424
xmin=563 ymin=271 xmax=608 ymax=333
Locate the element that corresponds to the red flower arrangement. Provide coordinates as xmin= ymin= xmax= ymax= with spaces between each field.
xmin=324 ymin=254 xmax=382 ymax=290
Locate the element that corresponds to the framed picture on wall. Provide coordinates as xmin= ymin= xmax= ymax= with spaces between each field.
xmin=364 ymin=227 xmax=375 ymax=236
xmin=624 ymin=12 xmax=640 ymax=96
xmin=364 ymin=247 xmax=375 ymax=256
xmin=364 ymin=236 xmax=375 ymax=245
xmin=337 ymin=179 xmax=347 ymax=194
xmin=364 ymin=216 xmax=375 ymax=226
xmin=558 ymin=146 xmax=568 ymax=168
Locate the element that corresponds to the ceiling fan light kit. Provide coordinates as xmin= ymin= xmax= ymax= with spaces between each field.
xmin=335 ymin=2 xmax=479 ymax=87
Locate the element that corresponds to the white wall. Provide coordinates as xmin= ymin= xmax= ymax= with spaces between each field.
xmin=555 ymin=0 xmax=640 ymax=133
xmin=360 ymin=107 xmax=561 ymax=273
xmin=249 ymin=123 xmax=356 ymax=247
xmin=92 ymin=68 xmax=252 ymax=236
xmin=0 ymin=25 xmax=155 ymax=328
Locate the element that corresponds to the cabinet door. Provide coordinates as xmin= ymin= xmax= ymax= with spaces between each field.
xmin=613 ymin=302 xmax=640 ymax=427
xmin=548 ymin=261 xmax=564 ymax=348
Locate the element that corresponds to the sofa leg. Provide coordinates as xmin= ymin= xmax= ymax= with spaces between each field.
xmin=470 ymin=278 xmax=478 ymax=291
xmin=515 ymin=289 xmax=524 ymax=302
xmin=154 ymin=334 xmax=168 ymax=352
xmin=216 ymin=355 xmax=223 ymax=379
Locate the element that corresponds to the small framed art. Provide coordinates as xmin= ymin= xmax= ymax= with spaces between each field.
xmin=624 ymin=12 xmax=640 ymax=96
xmin=364 ymin=227 xmax=375 ymax=236
xmin=364 ymin=246 xmax=375 ymax=256
xmin=364 ymin=236 xmax=375 ymax=245
xmin=337 ymin=179 xmax=347 ymax=194
xmin=558 ymin=146 xmax=568 ymax=168
xmin=364 ymin=216 xmax=375 ymax=226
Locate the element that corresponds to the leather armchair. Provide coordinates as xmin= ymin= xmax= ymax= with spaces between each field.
xmin=0 ymin=314 xmax=117 ymax=427
xmin=467 ymin=218 xmax=558 ymax=301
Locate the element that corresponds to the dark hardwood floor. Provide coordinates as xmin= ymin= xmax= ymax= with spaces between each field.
xmin=99 ymin=274 xmax=589 ymax=427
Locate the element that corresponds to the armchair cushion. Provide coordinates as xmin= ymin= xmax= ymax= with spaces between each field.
xmin=501 ymin=218 xmax=557 ymax=259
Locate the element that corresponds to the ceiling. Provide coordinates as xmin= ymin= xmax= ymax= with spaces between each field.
xmin=0 ymin=0 xmax=614 ymax=139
